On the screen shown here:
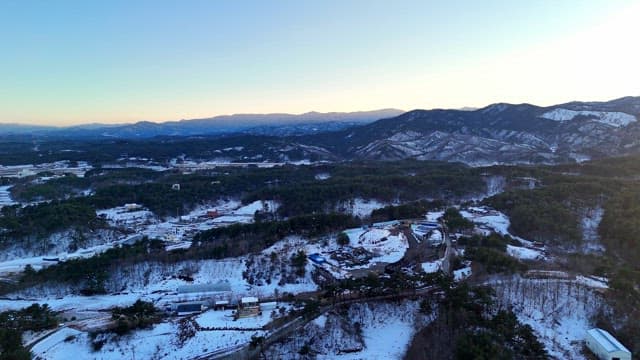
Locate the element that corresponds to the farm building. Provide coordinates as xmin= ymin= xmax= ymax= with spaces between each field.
xmin=213 ymin=300 xmax=230 ymax=310
xmin=585 ymin=328 xmax=631 ymax=360
xmin=236 ymin=297 xmax=260 ymax=319
xmin=176 ymin=303 xmax=205 ymax=316
xmin=418 ymin=221 xmax=439 ymax=229
xmin=176 ymin=281 xmax=232 ymax=294
xmin=371 ymin=220 xmax=400 ymax=229
xmin=259 ymin=302 xmax=277 ymax=312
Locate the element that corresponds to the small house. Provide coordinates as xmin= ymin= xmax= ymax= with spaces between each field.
xmin=214 ymin=300 xmax=229 ymax=310
xmin=176 ymin=303 xmax=205 ymax=316
xmin=124 ymin=203 xmax=143 ymax=211
xmin=585 ymin=328 xmax=631 ymax=360
xmin=236 ymin=297 xmax=260 ymax=319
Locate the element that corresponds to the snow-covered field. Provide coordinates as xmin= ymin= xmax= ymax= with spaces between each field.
xmin=32 ymin=319 xmax=266 ymax=360
xmin=506 ymin=244 xmax=545 ymax=260
xmin=195 ymin=306 xmax=287 ymax=329
xmin=344 ymin=227 xmax=409 ymax=264
xmin=460 ymin=208 xmax=513 ymax=238
xmin=460 ymin=207 xmax=547 ymax=260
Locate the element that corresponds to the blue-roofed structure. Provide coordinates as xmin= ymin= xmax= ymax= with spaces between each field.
xmin=418 ymin=221 xmax=439 ymax=229
xmin=585 ymin=328 xmax=631 ymax=360
xmin=308 ymin=253 xmax=326 ymax=264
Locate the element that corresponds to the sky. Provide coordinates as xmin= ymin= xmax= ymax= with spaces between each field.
xmin=1 ymin=0 xmax=639 ymax=126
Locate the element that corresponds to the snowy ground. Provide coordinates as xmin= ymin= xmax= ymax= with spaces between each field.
xmin=0 ymin=227 xmax=123 ymax=265
xmin=315 ymin=172 xmax=331 ymax=180
xmin=337 ymin=198 xmax=388 ymax=218
xmin=194 ymin=305 xmax=289 ymax=329
xmin=580 ymin=207 xmax=605 ymax=253
xmin=266 ymin=301 xmax=431 ymax=360
xmin=424 ymin=211 xmax=444 ymax=223
xmin=453 ymin=266 xmax=472 ymax=281
xmin=0 ymin=254 xmax=311 ymax=314
xmin=344 ymin=226 xmax=409 ymax=264
xmin=460 ymin=208 xmax=515 ymax=239
xmin=32 ymin=319 xmax=266 ymax=360
xmin=506 ymin=244 xmax=545 ymax=260
xmin=421 ymin=259 xmax=443 ymax=273
xmin=243 ymin=236 xmax=320 ymax=295
xmin=97 ymin=200 xmax=278 ymax=244
xmin=492 ymin=276 xmax=606 ymax=359
xmin=460 ymin=206 xmax=547 ymax=260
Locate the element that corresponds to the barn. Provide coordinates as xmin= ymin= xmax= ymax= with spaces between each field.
xmin=585 ymin=328 xmax=631 ymax=360
xmin=176 ymin=281 xmax=232 ymax=294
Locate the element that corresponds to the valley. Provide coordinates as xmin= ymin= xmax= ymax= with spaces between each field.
xmin=1 ymin=151 xmax=638 ymax=359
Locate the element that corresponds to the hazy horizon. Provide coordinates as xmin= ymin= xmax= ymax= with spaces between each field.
xmin=1 ymin=0 xmax=639 ymax=126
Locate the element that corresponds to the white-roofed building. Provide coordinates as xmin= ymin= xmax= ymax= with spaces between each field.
xmin=585 ymin=328 xmax=632 ymax=360
xmin=236 ymin=297 xmax=260 ymax=319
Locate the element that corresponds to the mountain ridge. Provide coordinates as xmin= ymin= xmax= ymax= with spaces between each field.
xmin=0 ymin=109 xmax=404 ymax=138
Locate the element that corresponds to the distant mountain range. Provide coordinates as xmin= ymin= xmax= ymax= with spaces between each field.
xmin=0 ymin=109 xmax=404 ymax=138
xmin=4 ymin=97 xmax=640 ymax=166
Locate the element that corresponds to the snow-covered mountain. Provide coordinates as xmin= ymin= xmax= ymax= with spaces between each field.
xmin=287 ymin=96 xmax=640 ymax=165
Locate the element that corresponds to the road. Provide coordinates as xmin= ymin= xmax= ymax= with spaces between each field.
xmin=440 ymin=222 xmax=454 ymax=275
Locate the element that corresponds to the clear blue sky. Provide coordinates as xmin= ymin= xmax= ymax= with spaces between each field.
xmin=1 ymin=0 xmax=638 ymax=125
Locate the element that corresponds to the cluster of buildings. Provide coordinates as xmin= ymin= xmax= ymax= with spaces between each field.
xmin=173 ymin=297 xmax=273 ymax=319
xmin=411 ymin=221 xmax=444 ymax=246
xmin=168 ymin=282 xmax=275 ymax=320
